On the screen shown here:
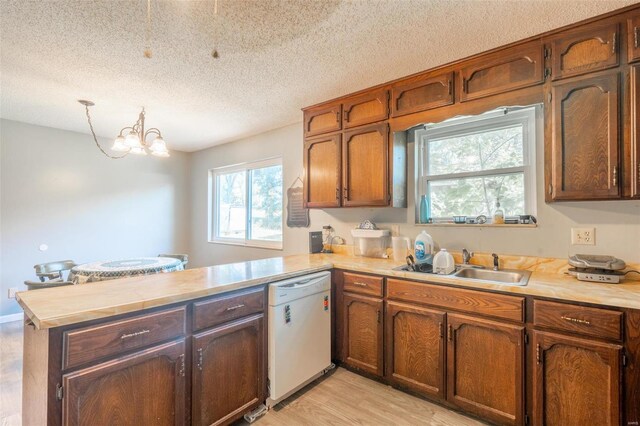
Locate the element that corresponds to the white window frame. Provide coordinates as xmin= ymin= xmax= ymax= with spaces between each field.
xmin=415 ymin=106 xmax=538 ymax=222
xmin=208 ymin=157 xmax=283 ymax=250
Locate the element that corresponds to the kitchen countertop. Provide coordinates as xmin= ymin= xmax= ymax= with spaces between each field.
xmin=16 ymin=253 xmax=640 ymax=329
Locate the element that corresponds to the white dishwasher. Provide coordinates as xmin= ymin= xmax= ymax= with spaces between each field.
xmin=267 ymin=271 xmax=332 ymax=407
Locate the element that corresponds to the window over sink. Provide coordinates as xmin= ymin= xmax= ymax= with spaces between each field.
xmin=209 ymin=157 xmax=283 ymax=249
xmin=416 ymin=106 xmax=538 ymax=222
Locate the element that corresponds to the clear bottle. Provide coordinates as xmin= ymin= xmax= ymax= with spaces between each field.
xmin=493 ymin=198 xmax=505 ymax=225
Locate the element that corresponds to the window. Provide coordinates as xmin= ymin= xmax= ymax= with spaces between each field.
xmin=416 ymin=106 xmax=537 ymax=221
xmin=210 ymin=158 xmax=283 ymax=249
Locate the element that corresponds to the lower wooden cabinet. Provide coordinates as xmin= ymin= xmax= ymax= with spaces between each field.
xmin=62 ymin=339 xmax=186 ymax=426
xmin=385 ymin=301 xmax=446 ymax=400
xmin=192 ymin=314 xmax=265 ymax=426
xmin=532 ymin=330 xmax=622 ymax=426
xmin=447 ymin=314 xmax=525 ymax=426
xmin=341 ymin=292 xmax=384 ymax=376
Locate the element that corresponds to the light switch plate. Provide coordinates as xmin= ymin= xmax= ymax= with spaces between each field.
xmin=571 ymin=227 xmax=595 ymax=245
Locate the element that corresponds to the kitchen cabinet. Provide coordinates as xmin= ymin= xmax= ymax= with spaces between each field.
xmin=628 ymin=15 xmax=640 ymax=63
xmin=192 ymin=314 xmax=265 ymax=426
xmin=550 ymin=22 xmax=619 ymax=80
xmin=62 ymin=339 xmax=186 ymax=426
xmin=391 ymin=72 xmax=454 ymax=117
xmin=303 ymin=103 xmax=342 ymax=138
xmin=459 ymin=40 xmax=544 ymax=102
xmin=303 ymin=133 xmax=342 ymax=208
xmin=632 ymin=65 xmax=640 ymax=198
xmin=532 ymin=330 xmax=622 ymax=426
xmin=341 ymin=292 xmax=384 ymax=377
xmin=343 ymin=89 xmax=389 ymax=129
xmin=342 ymin=123 xmax=390 ymax=207
xmin=549 ymin=71 xmax=620 ymax=200
xmin=447 ymin=314 xmax=524 ymax=426
xmin=385 ymin=301 xmax=446 ymax=400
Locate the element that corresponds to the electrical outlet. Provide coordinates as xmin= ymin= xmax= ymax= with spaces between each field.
xmin=7 ymin=287 xmax=18 ymax=299
xmin=571 ymin=227 xmax=595 ymax=245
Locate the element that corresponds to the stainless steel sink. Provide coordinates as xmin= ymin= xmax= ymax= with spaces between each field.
xmin=453 ymin=268 xmax=531 ymax=286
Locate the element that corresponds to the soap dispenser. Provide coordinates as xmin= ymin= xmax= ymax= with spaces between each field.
xmin=493 ymin=198 xmax=505 ymax=225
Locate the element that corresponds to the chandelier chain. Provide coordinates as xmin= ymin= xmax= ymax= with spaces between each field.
xmin=144 ymin=0 xmax=152 ymax=58
xmin=84 ymin=105 xmax=128 ymax=160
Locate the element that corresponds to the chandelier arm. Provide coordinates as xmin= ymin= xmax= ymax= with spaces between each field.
xmin=144 ymin=128 xmax=162 ymax=139
xmin=83 ymin=105 xmax=129 ymax=160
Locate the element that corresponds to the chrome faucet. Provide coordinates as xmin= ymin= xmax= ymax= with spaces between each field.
xmin=492 ymin=253 xmax=500 ymax=271
xmin=462 ymin=248 xmax=474 ymax=265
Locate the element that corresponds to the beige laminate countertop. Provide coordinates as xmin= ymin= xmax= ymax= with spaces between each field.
xmin=16 ymin=253 xmax=640 ymax=329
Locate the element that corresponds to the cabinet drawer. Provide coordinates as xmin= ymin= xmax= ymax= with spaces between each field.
xmin=193 ymin=287 xmax=264 ymax=331
xmin=386 ymin=279 xmax=524 ymax=323
xmin=533 ymin=300 xmax=623 ymax=341
xmin=63 ymin=306 xmax=186 ymax=370
xmin=343 ymin=272 xmax=384 ymax=297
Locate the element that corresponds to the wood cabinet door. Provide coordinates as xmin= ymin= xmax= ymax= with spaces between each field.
xmin=62 ymin=339 xmax=186 ymax=426
xmin=304 ymin=104 xmax=342 ymax=137
xmin=447 ymin=314 xmax=524 ymax=426
xmin=342 ymin=293 xmax=384 ymax=377
xmin=391 ymin=72 xmax=454 ymax=117
xmin=550 ymin=22 xmax=619 ymax=80
xmin=532 ymin=330 xmax=622 ymax=426
xmin=342 ymin=123 xmax=390 ymax=207
xmin=628 ymin=16 xmax=640 ymax=63
xmin=385 ymin=301 xmax=446 ymax=400
xmin=632 ymin=65 xmax=640 ymax=198
xmin=550 ymin=72 xmax=620 ymax=200
xmin=192 ymin=314 xmax=264 ymax=426
xmin=343 ymin=89 xmax=389 ymax=129
xmin=459 ymin=40 xmax=544 ymax=102
xmin=303 ymin=134 xmax=342 ymax=208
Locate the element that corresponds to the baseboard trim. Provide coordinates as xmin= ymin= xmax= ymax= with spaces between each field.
xmin=0 ymin=313 xmax=23 ymax=324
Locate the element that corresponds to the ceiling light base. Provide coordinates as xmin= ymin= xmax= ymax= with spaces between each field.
xmin=78 ymin=99 xmax=95 ymax=107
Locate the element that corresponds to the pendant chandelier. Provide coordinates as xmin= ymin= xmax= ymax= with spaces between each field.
xmin=78 ymin=100 xmax=170 ymax=159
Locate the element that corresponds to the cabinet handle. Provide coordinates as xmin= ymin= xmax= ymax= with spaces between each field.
xmin=548 ymin=184 xmax=552 ymax=195
xmin=343 ymin=187 xmax=348 ymax=199
xmin=635 ymin=27 xmax=639 ymax=49
xmin=561 ymin=315 xmax=591 ymax=325
xmin=179 ymin=354 xmax=185 ymax=377
xmin=613 ymin=166 xmax=618 ymax=186
xmin=225 ymin=304 xmax=245 ymax=312
xmin=352 ymin=282 xmax=368 ymax=287
xmin=344 ymin=109 xmax=350 ymax=122
xmin=336 ymin=187 xmax=340 ymax=201
xmin=376 ymin=310 xmax=381 ymax=323
xmin=638 ymin=162 xmax=640 ymax=184
xmin=462 ymin=77 xmax=467 ymax=93
xmin=335 ymin=111 xmax=340 ymax=123
xmin=197 ymin=348 xmax=203 ymax=371
xmin=438 ymin=322 xmax=443 ymax=338
xmin=447 ymin=324 xmax=453 ymax=341
xmin=447 ymin=80 xmax=452 ymax=96
xmin=121 ymin=329 xmax=150 ymax=340
xmin=536 ymin=344 xmax=541 ymax=364
xmin=612 ymin=32 xmax=617 ymax=54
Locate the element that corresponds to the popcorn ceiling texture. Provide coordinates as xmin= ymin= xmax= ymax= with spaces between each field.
xmin=0 ymin=0 xmax=636 ymax=152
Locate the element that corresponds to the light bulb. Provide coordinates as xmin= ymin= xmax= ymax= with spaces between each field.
xmin=111 ymin=135 xmax=129 ymax=152
xmin=129 ymin=146 xmax=147 ymax=155
xmin=124 ymin=131 xmax=142 ymax=148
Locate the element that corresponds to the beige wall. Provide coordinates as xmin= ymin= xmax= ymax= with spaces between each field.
xmin=189 ymin=120 xmax=640 ymax=270
xmin=0 ymin=119 xmax=191 ymax=316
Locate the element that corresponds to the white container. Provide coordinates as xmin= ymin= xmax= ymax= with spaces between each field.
xmin=391 ymin=236 xmax=411 ymax=261
xmin=414 ymin=230 xmax=434 ymax=263
xmin=433 ymin=249 xmax=455 ymax=275
xmin=351 ymin=229 xmax=390 ymax=258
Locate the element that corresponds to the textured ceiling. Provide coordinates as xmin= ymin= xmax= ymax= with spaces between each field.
xmin=0 ymin=0 xmax=636 ymax=152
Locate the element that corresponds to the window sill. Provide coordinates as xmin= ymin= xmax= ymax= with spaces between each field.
xmin=415 ymin=223 xmax=537 ymax=228
xmin=208 ymin=239 xmax=283 ymax=250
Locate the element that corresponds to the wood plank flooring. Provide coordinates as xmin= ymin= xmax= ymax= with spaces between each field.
xmin=1 ymin=321 xmax=484 ymax=425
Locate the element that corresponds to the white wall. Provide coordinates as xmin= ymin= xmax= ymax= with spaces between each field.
xmin=0 ymin=119 xmax=190 ymax=316
xmin=189 ymin=120 xmax=640 ymax=269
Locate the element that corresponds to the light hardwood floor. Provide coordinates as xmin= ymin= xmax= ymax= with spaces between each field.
xmin=1 ymin=321 xmax=483 ymax=425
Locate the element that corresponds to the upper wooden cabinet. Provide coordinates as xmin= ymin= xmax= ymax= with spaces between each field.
xmin=341 ymin=292 xmax=384 ymax=377
xmin=62 ymin=340 xmax=186 ymax=426
xmin=550 ymin=22 xmax=619 ymax=80
xmin=391 ymin=72 xmax=454 ymax=117
xmin=459 ymin=40 xmax=544 ymax=102
xmin=303 ymin=103 xmax=342 ymax=138
xmin=549 ymin=72 xmax=620 ymax=200
xmin=343 ymin=89 xmax=389 ymax=129
xmin=628 ymin=15 xmax=640 ymax=63
xmin=447 ymin=314 xmax=525 ymax=426
xmin=533 ymin=330 xmax=622 ymax=426
xmin=342 ymin=123 xmax=390 ymax=207
xmin=385 ymin=301 xmax=446 ymax=400
xmin=303 ymin=134 xmax=341 ymax=208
